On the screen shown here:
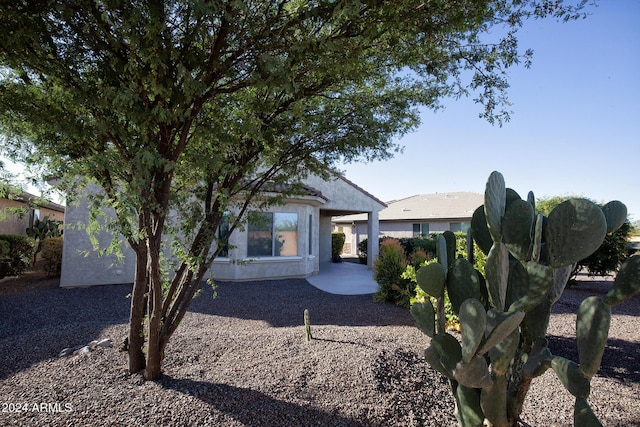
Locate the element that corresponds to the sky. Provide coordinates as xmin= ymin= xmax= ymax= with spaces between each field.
xmin=2 ymin=1 xmax=638 ymax=220
xmin=338 ymin=1 xmax=640 ymax=221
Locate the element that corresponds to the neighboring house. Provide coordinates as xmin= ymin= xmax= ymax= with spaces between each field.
xmin=0 ymin=191 xmax=65 ymax=236
xmin=333 ymin=192 xmax=483 ymax=256
xmin=60 ymin=172 xmax=385 ymax=287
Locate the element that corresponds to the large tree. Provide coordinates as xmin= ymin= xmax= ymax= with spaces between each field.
xmin=0 ymin=1 xmax=590 ymax=380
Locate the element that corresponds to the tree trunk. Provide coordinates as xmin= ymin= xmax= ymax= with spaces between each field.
xmin=144 ymin=235 xmax=165 ymax=380
xmin=128 ymin=247 xmax=148 ymax=374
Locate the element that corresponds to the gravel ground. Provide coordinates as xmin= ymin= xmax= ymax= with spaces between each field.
xmin=0 ymin=271 xmax=638 ymax=427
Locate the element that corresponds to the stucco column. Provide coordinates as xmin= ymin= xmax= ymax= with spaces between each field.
xmin=319 ymin=214 xmax=332 ymax=262
xmin=367 ymin=210 xmax=379 ymax=270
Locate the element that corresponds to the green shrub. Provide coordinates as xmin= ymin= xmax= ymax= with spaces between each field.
xmin=0 ymin=240 xmax=9 ymax=258
xmin=374 ymin=238 xmax=414 ymax=307
xmin=404 ymin=259 xmax=459 ymax=331
xmin=359 ymin=235 xmax=436 ymax=265
xmin=331 ymin=232 xmax=345 ymax=258
xmin=41 ymin=236 xmax=63 ymax=277
xmin=0 ymin=235 xmax=35 ymax=279
xmin=398 ymin=236 xmax=437 ymax=259
xmin=576 ymin=220 xmax=631 ymax=277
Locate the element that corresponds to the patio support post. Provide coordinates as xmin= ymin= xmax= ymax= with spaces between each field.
xmin=366 ymin=210 xmax=379 ymax=270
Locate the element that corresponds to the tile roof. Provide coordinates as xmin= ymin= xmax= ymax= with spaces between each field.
xmin=334 ymin=192 xmax=483 ymax=222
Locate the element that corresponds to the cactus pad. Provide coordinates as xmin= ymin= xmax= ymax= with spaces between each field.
xmin=485 ymin=242 xmax=509 ymax=311
xmin=551 ymin=356 xmax=591 ymax=399
xmin=574 ymin=397 xmax=604 ymax=427
xmin=471 ymin=205 xmax=493 ymax=255
xmin=448 ymin=258 xmax=483 ymax=314
xmin=459 ymin=298 xmax=486 ymax=362
xmin=603 ymin=254 xmax=640 ymax=307
xmin=576 ymin=296 xmax=611 ymax=378
xmin=454 ymin=355 xmax=493 ymax=388
xmin=545 ymin=198 xmax=607 ymax=268
xmin=416 ymin=262 xmax=446 ymax=298
xmin=502 ymin=198 xmax=534 ymax=261
xmin=601 ymin=200 xmax=627 ymax=233
xmin=411 ymin=300 xmax=436 ymax=338
xmin=484 ymin=171 xmax=506 ymax=243
xmin=508 ymin=262 xmax=553 ymax=313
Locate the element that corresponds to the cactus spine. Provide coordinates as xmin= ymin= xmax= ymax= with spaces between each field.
xmin=411 ymin=171 xmax=640 ymax=427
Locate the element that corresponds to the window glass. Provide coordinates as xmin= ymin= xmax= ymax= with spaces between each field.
xmin=217 ymin=212 xmax=231 ymax=257
xmin=248 ymin=213 xmax=273 ymax=257
xmin=413 ymin=223 xmax=429 ymax=237
xmin=308 ymin=214 xmax=313 ymax=255
xmin=275 ymin=213 xmax=298 ymax=256
xmin=450 ymin=222 xmax=470 ymax=233
xmin=247 ymin=212 xmax=298 ymax=256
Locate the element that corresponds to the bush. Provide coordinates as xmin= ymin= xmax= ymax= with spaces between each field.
xmin=398 ymin=237 xmax=437 ymax=259
xmin=41 ymin=236 xmax=63 ymax=277
xmin=373 ymin=238 xmax=414 ymax=307
xmin=0 ymin=235 xmax=35 ymax=279
xmin=331 ymin=232 xmax=345 ymax=258
xmin=404 ymin=259 xmax=459 ymax=331
xmin=359 ymin=236 xmax=436 ymax=265
xmin=576 ymin=220 xmax=631 ymax=277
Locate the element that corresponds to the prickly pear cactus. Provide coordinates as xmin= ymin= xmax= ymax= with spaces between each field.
xmin=411 ymin=171 xmax=640 ymax=427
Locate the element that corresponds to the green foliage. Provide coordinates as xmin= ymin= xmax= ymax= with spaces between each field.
xmin=410 ymin=171 xmax=640 ymax=427
xmin=0 ymin=0 xmax=595 ymax=379
xmin=579 ymin=221 xmax=631 ymax=277
xmin=359 ymin=236 xmax=436 ymax=265
xmin=405 ymin=259 xmax=459 ymax=331
xmin=331 ymin=232 xmax=346 ymax=258
xmin=0 ymin=234 xmax=35 ymax=279
xmin=374 ymin=238 xmax=414 ymax=307
xmin=25 ymin=215 xmax=63 ymax=263
xmin=41 ymin=236 xmax=63 ymax=277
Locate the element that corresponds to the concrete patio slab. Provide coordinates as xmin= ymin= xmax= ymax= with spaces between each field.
xmin=306 ymin=261 xmax=378 ymax=295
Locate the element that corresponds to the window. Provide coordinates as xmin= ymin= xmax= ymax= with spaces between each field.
xmin=217 ymin=212 xmax=231 ymax=257
xmin=412 ymin=223 xmax=429 ymax=237
xmin=450 ymin=222 xmax=470 ymax=233
xmin=248 ymin=212 xmax=298 ymax=257
xmin=308 ymin=214 xmax=313 ymax=255
xmin=28 ymin=208 xmax=41 ymax=229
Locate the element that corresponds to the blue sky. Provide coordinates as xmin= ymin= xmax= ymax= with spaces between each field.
xmin=2 ymin=2 xmax=638 ymax=220
xmin=339 ymin=1 xmax=640 ymax=221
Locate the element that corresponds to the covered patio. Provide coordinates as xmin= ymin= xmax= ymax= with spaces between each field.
xmin=306 ymin=260 xmax=378 ymax=295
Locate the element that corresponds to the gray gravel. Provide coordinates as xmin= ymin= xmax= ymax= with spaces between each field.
xmin=0 ymin=274 xmax=638 ymax=426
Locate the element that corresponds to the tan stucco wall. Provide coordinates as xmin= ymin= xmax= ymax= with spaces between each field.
xmin=60 ymin=172 xmax=384 ymax=287
xmin=0 ymin=199 xmax=30 ymax=235
xmin=0 ymin=199 xmax=65 ymax=236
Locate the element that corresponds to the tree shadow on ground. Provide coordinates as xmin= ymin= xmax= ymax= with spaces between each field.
xmin=188 ymin=279 xmax=416 ymax=328
xmin=547 ymin=335 xmax=640 ymax=384
xmin=0 ymin=283 xmax=131 ymax=380
xmin=160 ymin=375 xmax=376 ymax=427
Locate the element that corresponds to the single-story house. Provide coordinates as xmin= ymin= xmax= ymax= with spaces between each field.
xmin=60 ymin=172 xmax=385 ymax=287
xmin=333 ymin=192 xmax=483 ymax=256
xmin=0 ymin=191 xmax=65 ymax=236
